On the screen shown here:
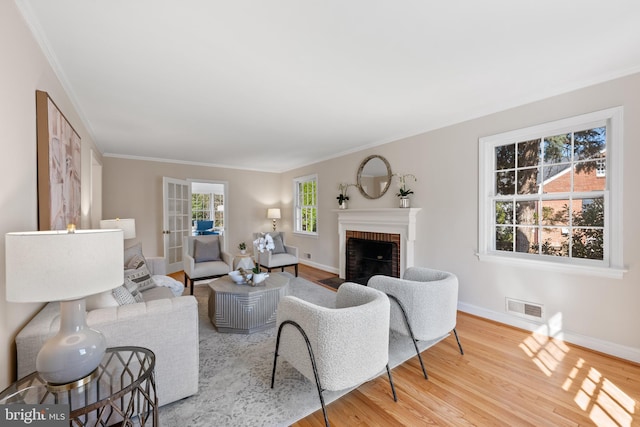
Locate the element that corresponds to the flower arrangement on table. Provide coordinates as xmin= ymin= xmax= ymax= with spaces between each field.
xmin=252 ymin=233 xmax=274 ymax=274
xmin=393 ymin=173 xmax=417 ymax=198
xmin=238 ymin=242 xmax=247 ymax=254
xmin=337 ymin=183 xmax=356 ymax=206
xmin=237 ymin=234 xmax=274 ymax=286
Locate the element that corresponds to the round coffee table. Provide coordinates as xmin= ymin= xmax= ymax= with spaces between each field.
xmin=208 ymin=273 xmax=290 ymax=334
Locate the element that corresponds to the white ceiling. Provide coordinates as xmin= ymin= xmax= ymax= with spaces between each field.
xmin=17 ymin=0 xmax=640 ymax=173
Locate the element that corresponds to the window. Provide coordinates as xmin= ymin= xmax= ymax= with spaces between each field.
xmin=192 ymin=192 xmax=224 ymax=227
xmin=478 ymin=107 xmax=624 ymax=277
xmin=293 ymin=174 xmax=318 ymax=235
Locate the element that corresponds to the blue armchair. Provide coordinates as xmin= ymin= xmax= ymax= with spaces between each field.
xmin=194 ymin=220 xmax=216 ymax=235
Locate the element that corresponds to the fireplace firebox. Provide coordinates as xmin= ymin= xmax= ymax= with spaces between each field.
xmin=346 ymin=238 xmax=398 ymax=285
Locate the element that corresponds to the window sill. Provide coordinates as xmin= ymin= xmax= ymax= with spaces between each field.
xmin=476 ymin=252 xmax=627 ymax=279
xmin=292 ymin=231 xmax=318 ymax=239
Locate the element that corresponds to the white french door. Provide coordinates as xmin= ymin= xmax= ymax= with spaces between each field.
xmin=162 ymin=177 xmax=191 ymax=273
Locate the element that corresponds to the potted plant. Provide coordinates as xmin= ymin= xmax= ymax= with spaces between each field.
xmin=393 ymin=173 xmax=417 ymax=208
xmin=337 ymin=183 xmax=355 ymax=209
xmin=238 ymin=242 xmax=247 ymax=254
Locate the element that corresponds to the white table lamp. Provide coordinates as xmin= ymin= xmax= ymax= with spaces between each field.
xmin=100 ymin=218 xmax=136 ymax=239
xmin=5 ymin=229 xmax=124 ymax=387
xmin=267 ymin=208 xmax=281 ymax=232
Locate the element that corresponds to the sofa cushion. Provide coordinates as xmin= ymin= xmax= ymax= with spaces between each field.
xmin=141 ymin=285 xmax=176 ymax=301
xmin=194 ymin=237 xmax=221 ymax=262
xmin=86 ymin=290 xmax=120 ymax=311
xmin=125 ymin=254 xmax=157 ymax=291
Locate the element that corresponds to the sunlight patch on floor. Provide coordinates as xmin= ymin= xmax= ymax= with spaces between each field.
xmin=518 ymin=313 xmax=636 ymax=427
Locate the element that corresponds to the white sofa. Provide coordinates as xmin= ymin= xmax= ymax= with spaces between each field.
xmin=15 ymin=256 xmax=199 ymax=407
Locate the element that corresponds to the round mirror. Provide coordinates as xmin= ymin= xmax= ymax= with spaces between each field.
xmin=357 ymin=155 xmax=392 ymax=199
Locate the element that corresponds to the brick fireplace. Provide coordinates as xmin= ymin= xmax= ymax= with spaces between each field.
xmin=336 ymin=208 xmax=421 ymax=280
xmin=345 ymin=231 xmax=400 ymax=284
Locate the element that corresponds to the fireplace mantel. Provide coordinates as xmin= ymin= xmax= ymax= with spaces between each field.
xmin=335 ymin=208 xmax=421 ymax=279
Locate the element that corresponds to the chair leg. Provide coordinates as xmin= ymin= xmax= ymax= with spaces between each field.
xmin=272 ymin=320 xmax=330 ymax=427
xmin=453 ymin=328 xmax=464 ymax=355
xmin=294 ymin=264 xmax=298 ymax=277
xmin=189 ymin=277 xmax=194 ymax=295
xmin=386 ymin=364 xmax=398 ymax=402
xmin=387 ymin=294 xmax=428 ymax=380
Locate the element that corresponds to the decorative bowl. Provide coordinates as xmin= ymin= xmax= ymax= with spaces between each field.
xmin=229 ymin=270 xmax=251 ymax=284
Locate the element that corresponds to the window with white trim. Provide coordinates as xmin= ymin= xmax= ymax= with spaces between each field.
xmin=478 ymin=107 xmax=624 ymax=276
xmin=293 ymin=174 xmax=317 ymax=235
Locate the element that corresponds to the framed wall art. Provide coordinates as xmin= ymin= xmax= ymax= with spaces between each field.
xmin=36 ymin=90 xmax=81 ymax=230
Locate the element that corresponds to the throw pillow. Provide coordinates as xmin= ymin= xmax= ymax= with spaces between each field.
xmin=194 ymin=237 xmax=221 ymax=262
xmin=270 ymin=233 xmax=286 ymax=254
xmin=112 ymin=285 xmax=138 ymax=305
xmin=124 ymin=242 xmax=145 ymax=266
xmin=124 ymin=277 xmax=145 ymax=303
xmin=124 ymin=254 xmax=157 ymax=292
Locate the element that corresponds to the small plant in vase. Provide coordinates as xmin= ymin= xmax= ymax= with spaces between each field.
xmin=238 ymin=242 xmax=247 ymax=254
xmin=393 ymin=173 xmax=417 ymax=208
xmin=337 ymin=183 xmax=355 ymax=209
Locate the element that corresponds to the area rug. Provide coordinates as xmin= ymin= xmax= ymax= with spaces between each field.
xmin=317 ymin=277 xmax=346 ymax=289
xmin=158 ymin=273 xmax=441 ymax=427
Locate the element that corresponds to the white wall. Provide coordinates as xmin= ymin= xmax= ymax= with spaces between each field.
xmin=101 ymin=157 xmax=282 ymax=258
xmin=0 ymin=1 xmax=103 ymax=387
xmin=282 ymin=72 xmax=640 ymax=362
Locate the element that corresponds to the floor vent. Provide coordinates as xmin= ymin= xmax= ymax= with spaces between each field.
xmin=506 ymin=298 xmax=544 ymax=320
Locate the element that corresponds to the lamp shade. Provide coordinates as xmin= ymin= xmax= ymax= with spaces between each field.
xmin=267 ymin=208 xmax=281 ymax=219
xmin=5 ymin=229 xmax=124 ymax=303
xmin=100 ymin=218 xmax=136 ymax=239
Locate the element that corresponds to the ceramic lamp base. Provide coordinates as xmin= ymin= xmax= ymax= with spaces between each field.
xmin=36 ymin=298 xmax=106 ymax=386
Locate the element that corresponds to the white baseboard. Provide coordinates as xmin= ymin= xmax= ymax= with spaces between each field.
xmin=299 ymin=260 xmax=339 ymax=275
xmin=458 ymin=302 xmax=640 ymax=364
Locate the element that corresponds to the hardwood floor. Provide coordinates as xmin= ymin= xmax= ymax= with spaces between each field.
xmin=170 ymin=264 xmax=640 ymax=426
xmin=292 ymin=264 xmax=640 ymax=427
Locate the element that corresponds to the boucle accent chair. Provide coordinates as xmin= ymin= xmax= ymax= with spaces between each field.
xmin=183 ymin=234 xmax=234 ymax=294
xmin=253 ymin=232 xmax=299 ymax=276
xmin=368 ymin=266 xmax=464 ymax=380
xmin=271 ymin=282 xmax=396 ymax=427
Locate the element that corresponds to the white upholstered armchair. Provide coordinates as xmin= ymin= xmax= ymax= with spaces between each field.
xmin=368 ymin=266 xmax=464 ymax=380
xmin=253 ymin=232 xmax=299 ymax=276
xmin=183 ymin=235 xmax=233 ymax=294
xmin=271 ymin=282 xmax=397 ymax=427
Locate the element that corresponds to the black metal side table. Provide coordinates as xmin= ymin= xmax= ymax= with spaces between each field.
xmin=0 ymin=346 xmax=157 ymax=426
